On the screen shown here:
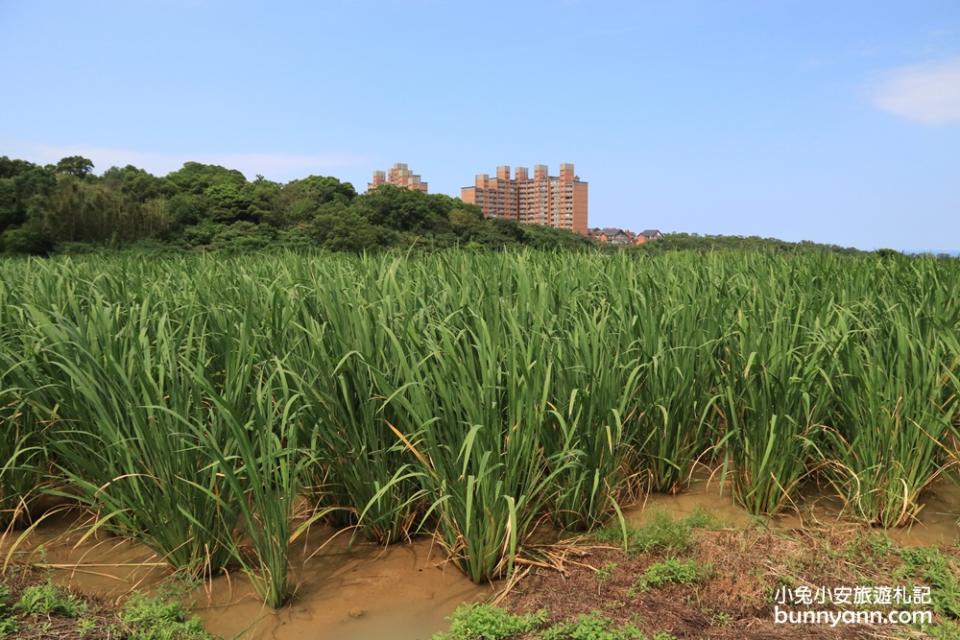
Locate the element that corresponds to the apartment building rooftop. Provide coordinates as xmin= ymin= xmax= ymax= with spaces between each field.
xmin=368 ymin=162 xmax=428 ymax=193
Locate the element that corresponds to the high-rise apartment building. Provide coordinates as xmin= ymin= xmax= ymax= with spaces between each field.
xmin=460 ymin=163 xmax=587 ymax=234
xmin=368 ymin=163 xmax=428 ymax=193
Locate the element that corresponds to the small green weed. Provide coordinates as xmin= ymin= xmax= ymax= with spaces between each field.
xmin=540 ymin=611 xmax=646 ymax=640
xmin=0 ymin=584 xmax=9 ymax=611
xmin=928 ymin=620 xmax=960 ymax=640
xmin=865 ymin=533 xmax=895 ymax=557
xmin=596 ymin=510 xmax=715 ymax=554
xmin=680 ymin=509 xmax=716 ymax=530
xmin=156 ymin=573 xmax=204 ymax=602
xmin=433 ymin=603 xmax=546 ymax=640
xmin=0 ymin=616 xmax=17 ymax=639
xmin=15 ymin=581 xmax=86 ymax=617
xmin=709 ymin=610 xmax=732 ymax=626
xmin=628 ymin=559 xmax=708 ymax=596
xmin=76 ymin=617 xmax=97 ymax=637
xmin=120 ymin=594 xmax=214 ymax=640
xmin=595 ymin=562 xmax=619 ymax=594
xmin=837 ymin=532 xmax=895 ymax=570
xmin=893 ymin=547 xmax=959 ymax=619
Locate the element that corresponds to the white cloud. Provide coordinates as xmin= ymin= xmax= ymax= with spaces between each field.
xmin=0 ymin=141 xmax=371 ymax=180
xmin=870 ymin=57 xmax=960 ymax=125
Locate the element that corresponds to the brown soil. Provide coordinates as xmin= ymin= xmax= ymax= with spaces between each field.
xmin=505 ymin=525 xmax=949 ymax=639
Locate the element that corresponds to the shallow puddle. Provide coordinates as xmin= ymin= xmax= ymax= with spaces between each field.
xmin=0 ymin=509 xmax=171 ymax=599
xmin=194 ymin=532 xmax=490 ymax=640
xmin=625 ymin=475 xmax=960 ymax=547
xmin=886 ymin=480 xmax=960 ymax=547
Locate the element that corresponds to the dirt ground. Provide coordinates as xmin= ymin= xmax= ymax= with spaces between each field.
xmin=504 ymin=524 xmax=959 ymax=640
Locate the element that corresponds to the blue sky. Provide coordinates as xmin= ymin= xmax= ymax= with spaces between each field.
xmin=1 ymin=1 xmax=958 ymax=250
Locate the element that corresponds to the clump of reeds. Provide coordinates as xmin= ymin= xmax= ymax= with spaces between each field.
xmin=824 ymin=305 xmax=958 ymax=527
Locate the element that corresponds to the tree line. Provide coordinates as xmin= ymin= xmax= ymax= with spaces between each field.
xmin=1 ymin=155 xmax=894 ymax=257
xmin=0 ymin=156 xmax=594 ymax=255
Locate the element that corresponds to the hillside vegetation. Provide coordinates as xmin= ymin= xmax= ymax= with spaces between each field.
xmin=0 ymin=155 xmax=593 ymax=255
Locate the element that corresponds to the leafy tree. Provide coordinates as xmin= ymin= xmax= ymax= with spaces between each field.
xmin=211 ymin=221 xmax=278 ymax=252
xmin=276 ymin=175 xmax=357 ymax=225
xmin=101 ymin=165 xmax=174 ymax=202
xmin=308 ymin=206 xmax=395 ymax=252
xmin=0 ymin=158 xmax=56 ymax=234
xmin=473 ymin=218 xmax=525 ymax=247
xmin=448 ymin=206 xmax=485 ymax=240
xmin=204 ymin=183 xmax=255 ymax=223
xmin=180 ymin=220 xmax=224 ymax=247
xmin=166 ymin=162 xmax=246 ymax=194
xmin=521 ymin=223 xmax=594 ymax=250
xmin=13 ymin=165 xmax=57 ymax=202
xmin=54 ymin=156 xmax=94 ymax=178
xmin=32 ymin=175 xmax=169 ymax=244
xmin=0 ymin=223 xmax=54 ymax=255
xmin=0 ymin=179 xmax=23 ymax=232
xmin=248 ymin=177 xmax=282 ymax=225
xmin=167 ymin=193 xmax=205 ymax=226
xmin=0 ymin=156 xmax=43 ymax=179
xmin=354 ymin=184 xmax=450 ymax=233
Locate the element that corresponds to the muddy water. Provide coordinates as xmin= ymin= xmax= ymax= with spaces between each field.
xmin=626 ymin=477 xmax=756 ymax=529
xmin=0 ymin=515 xmax=489 ymax=640
xmin=887 ymin=480 xmax=960 ymax=547
xmin=194 ymin=533 xmax=490 ymax=640
xmin=1 ymin=481 xmax=956 ymax=640
xmin=0 ymin=509 xmax=172 ymax=599
xmin=625 ymin=475 xmax=960 ymax=547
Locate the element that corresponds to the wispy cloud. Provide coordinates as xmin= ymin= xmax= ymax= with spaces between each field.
xmin=869 ymin=57 xmax=960 ymax=125
xmin=0 ymin=141 xmax=372 ymax=180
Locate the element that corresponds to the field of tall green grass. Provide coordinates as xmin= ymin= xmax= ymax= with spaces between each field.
xmin=1 ymin=250 xmax=958 ymax=606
